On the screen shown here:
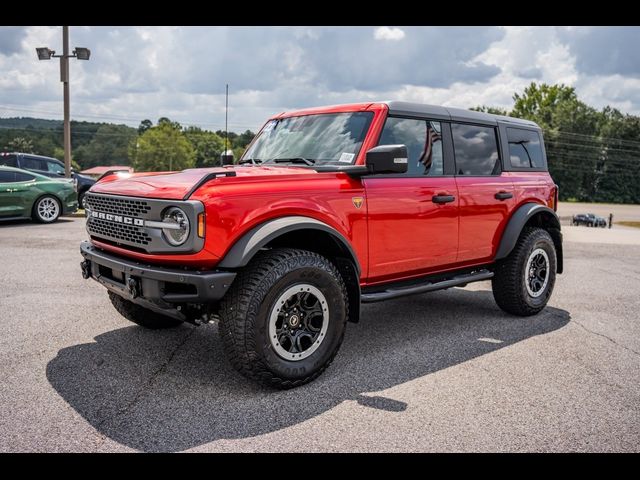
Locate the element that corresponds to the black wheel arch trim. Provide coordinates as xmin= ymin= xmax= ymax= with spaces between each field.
xmin=217 ymin=216 xmax=361 ymax=276
xmin=495 ymin=203 xmax=563 ymax=274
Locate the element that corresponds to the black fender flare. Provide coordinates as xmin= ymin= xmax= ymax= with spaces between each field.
xmin=495 ymin=203 xmax=563 ymax=273
xmin=217 ymin=216 xmax=361 ymax=275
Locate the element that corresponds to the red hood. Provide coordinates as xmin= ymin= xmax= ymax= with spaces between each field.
xmin=89 ymin=166 xmax=317 ymax=199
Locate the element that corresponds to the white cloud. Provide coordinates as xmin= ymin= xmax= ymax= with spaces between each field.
xmin=0 ymin=26 xmax=639 ymax=132
xmin=373 ymin=27 xmax=405 ymax=41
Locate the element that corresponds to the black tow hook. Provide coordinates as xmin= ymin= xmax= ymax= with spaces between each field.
xmin=127 ymin=277 xmax=141 ymax=299
xmin=80 ymin=260 xmax=91 ymax=279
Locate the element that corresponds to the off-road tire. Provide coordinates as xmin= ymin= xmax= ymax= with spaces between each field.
xmin=218 ymin=248 xmax=348 ymax=389
xmin=492 ymin=227 xmax=557 ymax=316
xmin=108 ymin=291 xmax=183 ymax=329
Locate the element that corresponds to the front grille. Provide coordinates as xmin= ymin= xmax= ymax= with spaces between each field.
xmin=84 ymin=192 xmax=204 ymax=254
xmin=88 ymin=218 xmax=152 ymax=246
xmin=85 ymin=194 xmax=151 ymax=217
xmin=86 ymin=193 xmax=154 ymax=248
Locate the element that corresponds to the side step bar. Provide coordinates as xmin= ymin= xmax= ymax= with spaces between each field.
xmin=361 ymin=269 xmax=494 ymax=303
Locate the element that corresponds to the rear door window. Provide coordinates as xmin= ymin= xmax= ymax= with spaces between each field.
xmin=0 ymin=154 xmax=18 ymax=167
xmin=22 ymin=156 xmax=47 ymax=171
xmin=506 ymin=128 xmax=544 ymax=168
xmin=451 ymin=124 xmax=500 ymax=176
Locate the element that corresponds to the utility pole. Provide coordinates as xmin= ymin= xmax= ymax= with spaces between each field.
xmin=36 ymin=27 xmax=91 ymax=178
xmin=61 ymin=26 xmax=71 ymax=178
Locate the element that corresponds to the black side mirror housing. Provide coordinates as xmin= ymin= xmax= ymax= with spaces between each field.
xmin=365 ymin=144 xmax=408 ymax=174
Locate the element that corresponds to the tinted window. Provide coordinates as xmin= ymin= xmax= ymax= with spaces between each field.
xmin=507 ymin=128 xmax=544 ymax=168
xmin=22 ymin=156 xmax=47 ymax=171
xmin=15 ymin=172 xmax=35 ymax=182
xmin=378 ymin=117 xmax=444 ymax=176
xmin=0 ymin=154 xmax=18 ymax=167
xmin=452 ymin=124 xmax=500 ymax=176
xmin=47 ymin=160 xmax=65 ymax=174
xmin=0 ymin=171 xmax=15 ymax=182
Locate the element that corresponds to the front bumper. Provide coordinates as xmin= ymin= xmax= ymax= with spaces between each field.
xmin=80 ymin=241 xmax=236 ymax=308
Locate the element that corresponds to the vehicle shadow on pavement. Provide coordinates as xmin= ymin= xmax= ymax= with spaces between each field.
xmin=46 ymin=288 xmax=570 ymax=452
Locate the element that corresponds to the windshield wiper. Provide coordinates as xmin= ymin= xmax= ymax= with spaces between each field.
xmin=238 ymin=158 xmax=262 ymax=165
xmin=269 ymin=157 xmax=316 ymax=166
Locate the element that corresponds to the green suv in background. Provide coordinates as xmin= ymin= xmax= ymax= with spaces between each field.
xmin=0 ymin=166 xmax=77 ymax=223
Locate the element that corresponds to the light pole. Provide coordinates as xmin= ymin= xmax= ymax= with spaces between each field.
xmin=36 ymin=26 xmax=91 ymax=178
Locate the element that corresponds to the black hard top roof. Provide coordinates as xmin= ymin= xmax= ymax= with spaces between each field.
xmin=383 ymin=101 xmax=539 ymax=128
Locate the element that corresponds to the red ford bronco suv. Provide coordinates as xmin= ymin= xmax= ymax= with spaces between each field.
xmin=80 ymin=101 xmax=562 ymax=388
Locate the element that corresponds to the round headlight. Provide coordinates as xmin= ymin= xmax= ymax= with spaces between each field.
xmin=162 ymin=207 xmax=190 ymax=246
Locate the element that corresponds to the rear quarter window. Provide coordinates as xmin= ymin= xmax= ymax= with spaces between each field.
xmin=0 ymin=171 xmax=16 ymax=182
xmin=506 ymin=128 xmax=544 ymax=169
xmin=15 ymin=172 xmax=35 ymax=182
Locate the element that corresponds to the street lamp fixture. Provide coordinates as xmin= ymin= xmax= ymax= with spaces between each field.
xmin=73 ymin=47 xmax=91 ymax=60
xmin=36 ymin=47 xmax=55 ymax=60
xmin=35 ymin=27 xmax=91 ymax=178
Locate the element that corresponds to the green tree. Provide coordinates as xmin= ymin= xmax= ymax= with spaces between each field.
xmin=138 ymin=119 xmax=153 ymax=135
xmin=471 ymin=105 xmax=510 ymax=116
xmin=511 ymin=82 xmax=579 ymax=129
xmin=158 ymin=117 xmax=182 ymax=131
xmin=52 ymin=147 xmax=81 ymax=171
xmin=73 ymin=124 xmax=137 ymax=169
xmin=130 ymin=122 xmax=195 ymax=172
xmin=184 ymin=127 xmax=225 ymax=167
xmin=6 ymin=136 xmax=34 ymax=153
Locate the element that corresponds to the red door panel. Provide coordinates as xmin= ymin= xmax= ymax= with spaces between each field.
xmin=364 ymin=177 xmax=458 ymax=283
xmin=455 ymin=175 xmax=515 ymax=263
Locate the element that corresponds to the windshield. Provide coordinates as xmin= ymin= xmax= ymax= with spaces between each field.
xmin=242 ymin=112 xmax=374 ymax=165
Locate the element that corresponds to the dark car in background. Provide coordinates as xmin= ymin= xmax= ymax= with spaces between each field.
xmin=572 ymin=213 xmax=607 ymax=227
xmin=0 ymin=166 xmax=77 ymax=222
xmin=0 ymin=152 xmax=95 ymax=209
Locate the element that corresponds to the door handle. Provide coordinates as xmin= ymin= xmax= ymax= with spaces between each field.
xmin=432 ymin=194 xmax=455 ymax=204
xmin=495 ymin=191 xmax=513 ymax=200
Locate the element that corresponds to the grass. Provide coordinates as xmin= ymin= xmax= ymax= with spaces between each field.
xmin=617 ymin=221 xmax=640 ymax=229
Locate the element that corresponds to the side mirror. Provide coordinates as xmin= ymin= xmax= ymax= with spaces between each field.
xmin=56 ymin=171 xmax=65 ymax=176
xmin=365 ymin=145 xmax=408 ymax=174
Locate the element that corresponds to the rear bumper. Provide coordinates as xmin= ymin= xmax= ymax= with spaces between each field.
xmin=63 ymin=200 xmax=78 ymax=215
xmin=80 ymin=240 xmax=236 ymax=306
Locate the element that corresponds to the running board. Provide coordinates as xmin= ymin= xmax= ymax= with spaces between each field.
xmin=361 ymin=269 xmax=494 ymax=303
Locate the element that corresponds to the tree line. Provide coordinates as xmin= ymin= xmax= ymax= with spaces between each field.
xmin=474 ymin=82 xmax=640 ymax=204
xmin=2 ymin=82 xmax=640 ymax=203
xmin=0 ymin=116 xmax=256 ymax=172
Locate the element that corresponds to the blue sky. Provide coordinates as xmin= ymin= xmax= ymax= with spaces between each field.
xmin=1 ymin=26 xmax=639 ymax=132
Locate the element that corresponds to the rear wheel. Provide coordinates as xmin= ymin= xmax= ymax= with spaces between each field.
xmin=218 ymin=248 xmax=348 ymax=389
xmin=32 ymin=195 xmax=61 ymax=223
xmin=492 ymin=227 xmax=557 ymax=316
xmin=108 ymin=291 xmax=183 ymax=329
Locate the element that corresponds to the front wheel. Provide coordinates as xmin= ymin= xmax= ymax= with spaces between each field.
xmin=492 ymin=227 xmax=557 ymax=316
xmin=218 ymin=248 xmax=348 ymax=389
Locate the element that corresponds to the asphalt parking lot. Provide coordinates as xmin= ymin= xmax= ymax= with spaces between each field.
xmin=1 ymin=216 xmax=639 ymax=452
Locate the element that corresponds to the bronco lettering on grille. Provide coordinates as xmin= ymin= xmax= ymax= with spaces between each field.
xmin=91 ymin=211 xmax=144 ymax=226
